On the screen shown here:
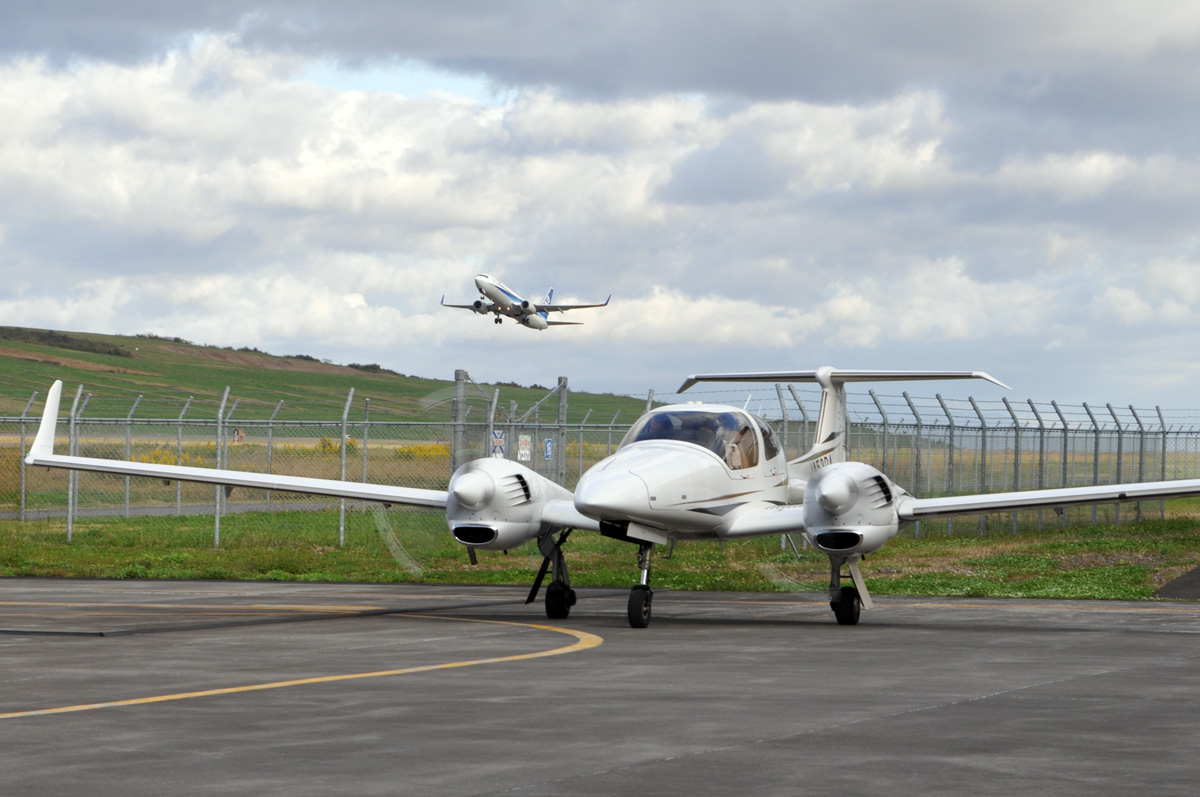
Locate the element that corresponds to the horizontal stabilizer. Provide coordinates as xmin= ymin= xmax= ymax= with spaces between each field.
xmin=678 ymin=366 xmax=1009 ymax=393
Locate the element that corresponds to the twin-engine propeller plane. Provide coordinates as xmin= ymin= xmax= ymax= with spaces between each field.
xmin=25 ymin=368 xmax=1200 ymax=628
xmin=441 ymin=273 xmax=610 ymax=329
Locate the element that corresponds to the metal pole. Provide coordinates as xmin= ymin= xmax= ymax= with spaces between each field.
xmin=176 ymin=397 xmax=193 ymax=516
xmin=1156 ymin=406 xmax=1168 ymax=520
xmin=935 ymin=393 xmax=955 ymax=537
xmin=66 ymin=385 xmax=84 ymax=542
xmin=1027 ymin=400 xmax=1048 ymax=530
xmin=579 ymin=408 xmax=592 ymax=479
xmin=1002 ymin=397 xmax=1021 ymax=533
xmin=645 ymin=389 xmax=655 ymax=414
xmin=608 ymin=410 xmax=620 ymax=455
xmin=869 ymin=390 xmax=889 ymax=477
xmin=124 ymin=394 xmax=143 ymax=518
xmin=452 ymin=369 xmax=468 ymax=476
xmin=556 ymin=377 xmax=568 ymax=486
xmin=339 ymin=387 xmax=355 ymax=546
xmin=968 ymin=396 xmax=987 ymax=535
xmin=775 ymin=384 xmax=789 ymax=458
xmin=486 ymin=389 xmax=499 ymax=458
xmin=1083 ymin=403 xmax=1101 ymax=524
xmin=18 ymin=391 xmax=36 ymax=522
xmin=1129 ymin=406 xmax=1146 ymax=523
xmin=1107 ymin=404 xmax=1124 ymax=525
xmin=214 ymin=387 xmax=230 ymax=547
xmin=265 ymin=400 xmax=283 ymax=511
xmin=361 ymin=397 xmax=371 ymax=483
xmin=902 ymin=392 xmax=922 ymax=538
xmin=788 ymin=385 xmax=811 ymax=452
xmin=1051 ymin=401 xmax=1069 ymax=527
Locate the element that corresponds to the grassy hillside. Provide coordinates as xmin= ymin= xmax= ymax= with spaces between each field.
xmin=0 ymin=327 xmax=649 ymax=422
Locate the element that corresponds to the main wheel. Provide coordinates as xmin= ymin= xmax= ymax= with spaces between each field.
xmin=545 ymin=582 xmax=575 ymax=620
xmin=831 ymin=586 xmax=861 ymax=626
xmin=627 ymin=586 xmax=652 ymax=628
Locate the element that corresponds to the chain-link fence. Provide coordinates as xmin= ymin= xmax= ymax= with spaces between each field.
xmin=6 ymin=371 xmax=1200 ymax=543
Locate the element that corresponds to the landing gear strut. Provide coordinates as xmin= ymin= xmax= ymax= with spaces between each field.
xmin=493 ymin=316 xmax=503 ymax=324
xmin=627 ymin=542 xmax=654 ymax=628
xmin=827 ymin=554 xmax=873 ymax=626
xmin=526 ymin=529 xmax=576 ymax=619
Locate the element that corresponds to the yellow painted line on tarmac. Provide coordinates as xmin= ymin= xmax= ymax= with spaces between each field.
xmin=0 ymin=601 xmax=382 ymax=613
xmin=0 ymin=615 xmax=602 ymax=720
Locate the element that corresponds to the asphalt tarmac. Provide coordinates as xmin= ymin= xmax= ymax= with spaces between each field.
xmin=2 ymin=578 xmax=1199 ymax=795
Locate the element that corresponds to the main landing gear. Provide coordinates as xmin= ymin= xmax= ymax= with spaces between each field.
xmin=827 ymin=554 xmax=874 ymax=626
xmin=627 ymin=542 xmax=654 ymax=629
xmin=493 ymin=316 xmax=503 ymax=324
xmin=526 ymin=529 xmax=576 ymax=619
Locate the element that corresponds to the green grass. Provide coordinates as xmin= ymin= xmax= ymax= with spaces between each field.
xmin=2 ymin=512 xmax=1198 ymax=601
xmin=0 ymin=326 xmax=651 ymax=422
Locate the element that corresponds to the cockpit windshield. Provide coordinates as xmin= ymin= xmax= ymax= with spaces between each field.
xmin=620 ymin=409 xmax=762 ymax=469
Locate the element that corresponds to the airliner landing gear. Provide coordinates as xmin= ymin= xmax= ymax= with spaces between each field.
xmin=493 ymin=316 xmax=502 ymax=324
xmin=526 ymin=529 xmax=576 ymax=619
xmin=627 ymin=542 xmax=654 ymax=628
xmin=827 ymin=554 xmax=872 ymax=625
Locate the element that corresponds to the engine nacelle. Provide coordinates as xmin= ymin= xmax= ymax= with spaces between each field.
xmin=803 ymin=461 xmax=902 ymax=556
xmin=446 ymin=458 xmax=571 ymax=550
xmin=472 ymin=299 xmax=491 ymax=315
xmin=521 ymin=299 xmax=536 ymax=312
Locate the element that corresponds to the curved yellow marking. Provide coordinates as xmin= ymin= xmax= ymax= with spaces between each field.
xmin=0 ymin=615 xmax=601 ymax=720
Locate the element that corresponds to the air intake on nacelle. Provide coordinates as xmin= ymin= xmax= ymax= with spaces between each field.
xmin=453 ymin=526 xmax=498 ymax=545
xmin=501 ymin=473 xmax=532 ymax=505
xmin=813 ymin=531 xmax=863 ymax=552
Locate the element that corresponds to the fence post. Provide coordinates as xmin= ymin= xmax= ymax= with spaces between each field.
xmin=1028 ymin=399 xmax=1046 ymax=531
xmin=1128 ymin=406 xmax=1147 ymax=523
xmin=869 ymin=390 xmax=889 ymax=475
xmin=339 ymin=388 xmax=355 ymax=546
xmin=265 ymin=400 xmax=283 ymax=511
xmin=1107 ymin=404 xmax=1124 ymax=524
xmin=645 ymin=389 xmax=655 ymax=414
xmin=214 ymin=387 xmax=230 ymax=547
xmin=1002 ymin=398 xmax=1021 ymax=533
xmin=775 ymin=384 xmax=789 ymax=457
xmin=176 ymin=397 xmax=193 ymax=515
xmin=935 ymin=393 xmax=955 ymax=537
xmin=789 ymin=385 xmax=810 ymax=454
xmin=361 ymin=397 xmax=371 ymax=484
xmin=1083 ymin=403 xmax=1101 ymax=524
xmin=579 ymin=408 xmax=592 ymax=480
xmin=902 ymin=392 xmax=922 ymax=539
xmin=556 ymin=377 xmax=568 ymax=486
xmin=18 ymin=391 xmax=36 ymax=522
xmin=452 ymin=369 xmax=468 ymax=476
xmin=123 ymin=395 xmax=143 ymax=518
xmin=1051 ymin=401 xmax=1069 ymax=527
xmin=968 ymin=396 xmax=987 ymax=535
xmin=486 ymin=389 xmax=499 ymax=459
xmin=66 ymin=385 xmax=84 ymax=542
xmin=608 ymin=410 xmax=620 ymax=455
xmin=1156 ymin=406 xmax=1168 ymax=520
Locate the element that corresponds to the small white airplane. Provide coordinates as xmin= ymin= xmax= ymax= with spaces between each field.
xmin=24 ymin=368 xmax=1200 ymax=629
xmin=441 ymin=273 xmax=610 ymax=329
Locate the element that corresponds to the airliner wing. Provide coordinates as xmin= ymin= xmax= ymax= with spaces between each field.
xmin=440 ymin=295 xmax=483 ymax=311
xmin=24 ymin=381 xmax=448 ymax=509
xmin=897 ymin=479 xmax=1200 ymax=521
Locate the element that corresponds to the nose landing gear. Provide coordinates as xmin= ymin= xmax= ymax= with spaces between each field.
xmin=627 ymin=542 xmax=654 ymax=628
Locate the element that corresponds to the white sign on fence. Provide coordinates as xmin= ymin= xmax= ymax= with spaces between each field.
xmin=517 ymin=434 xmax=532 ymax=462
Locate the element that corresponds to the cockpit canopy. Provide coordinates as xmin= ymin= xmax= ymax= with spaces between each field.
xmin=620 ymin=408 xmax=781 ymax=470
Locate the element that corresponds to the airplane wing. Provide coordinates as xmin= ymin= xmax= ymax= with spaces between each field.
xmin=896 ymin=479 xmax=1200 ymax=521
xmin=24 ymin=381 xmax=448 ymax=509
xmin=721 ymin=503 xmax=808 ymax=536
xmin=538 ymin=295 xmax=611 ymax=313
xmin=545 ymin=320 xmax=584 ymax=326
xmin=440 ymin=295 xmax=486 ymax=312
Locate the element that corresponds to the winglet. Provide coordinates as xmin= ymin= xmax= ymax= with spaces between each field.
xmin=26 ymin=380 xmax=63 ymax=462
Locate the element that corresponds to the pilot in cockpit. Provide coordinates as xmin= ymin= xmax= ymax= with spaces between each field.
xmin=719 ymin=413 xmax=752 ymax=469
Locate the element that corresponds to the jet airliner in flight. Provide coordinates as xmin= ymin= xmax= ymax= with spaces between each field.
xmin=441 ymin=274 xmax=610 ymax=329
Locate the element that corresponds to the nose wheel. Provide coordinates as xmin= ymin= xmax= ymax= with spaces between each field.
xmin=627 ymin=542 xmax=655 ymax=628
xmin=526 ymin=529 xmax=576 ymax=619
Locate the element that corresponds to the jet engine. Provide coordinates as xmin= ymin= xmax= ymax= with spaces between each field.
xmin=520 ymin=299 xmax=538 ymax=313
xmin=471 ymin=300 xmax=491 ymax=315
xmin=446 ymin=458 xmax=571 ymax=550
xmin=802 ymin=461 xmax=903 ymax=555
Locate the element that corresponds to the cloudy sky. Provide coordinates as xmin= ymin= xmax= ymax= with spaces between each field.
xmin=4 ymin=1 xmax=1200 ymax=408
